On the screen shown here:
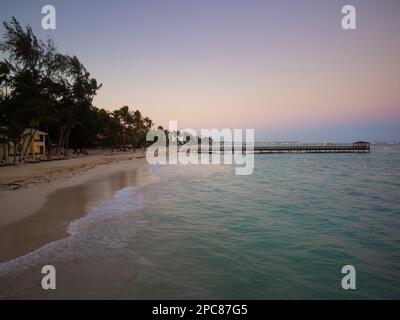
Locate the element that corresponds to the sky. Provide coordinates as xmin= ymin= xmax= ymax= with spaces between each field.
xmin=1 ymin=0 xmax=399 ymax=142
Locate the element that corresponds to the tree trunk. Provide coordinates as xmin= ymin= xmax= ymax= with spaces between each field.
xmin=22 ymin=129 xmax=37 ymax=161
xmin=64 ymin=128 xmax=71 ymax=157
xmin=12 ymin=139 xmax=17 ymax=165
xmin=57 ymin=126 xmax=67 ymax=156
xmin=46 ymin=129 xmax=51 ymax=158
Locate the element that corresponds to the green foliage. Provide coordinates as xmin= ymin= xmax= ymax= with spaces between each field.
xmin=0 ymin=17 xmax=154 ymax=161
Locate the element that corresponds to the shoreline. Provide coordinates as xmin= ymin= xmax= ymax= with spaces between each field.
xmin=0 ymin=151 xmax=146 ymax=192
xmin=0 ymin=151 xmax=158 ymax=263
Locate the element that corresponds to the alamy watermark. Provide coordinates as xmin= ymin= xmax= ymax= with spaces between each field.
xmin=342 ymin=5 xmax=357 ymax=30
xmin=41 ymin=5 xmax=56 ymax=30
xmin=41 ymin=265 xmax=56 ymax=290
xmin=341 ymin=265 xmax=356 ymax=290
xmin=146 ymin=121 xmax=255 ymax=176
xmin=40 ymin=4 xmax=356 ymax=31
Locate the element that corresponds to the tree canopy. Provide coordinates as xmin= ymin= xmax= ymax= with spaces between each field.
xmin=0 ymin=17 xmax=154 ymax=163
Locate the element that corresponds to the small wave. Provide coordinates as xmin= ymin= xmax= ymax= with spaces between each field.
xmin=68 ymin=187 xmax=142 ymax=235
xmin=0 ymin=186 xmax=143 ymax=275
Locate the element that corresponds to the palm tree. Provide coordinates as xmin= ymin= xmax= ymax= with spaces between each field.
xmin=0 ymin=61 xmax=11 ymax=97
xmin=112 ymin=106 xmax=135 ymax=151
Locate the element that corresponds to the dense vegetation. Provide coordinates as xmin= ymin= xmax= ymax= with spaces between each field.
xmin=0 ymin=17 xmax=155 ymax=164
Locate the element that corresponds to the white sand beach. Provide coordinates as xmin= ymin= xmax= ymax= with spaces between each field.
xmin=0 ymin=151 xmax=157 ymax=263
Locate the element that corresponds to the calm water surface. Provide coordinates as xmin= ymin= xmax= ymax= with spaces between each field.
xmin=0 ymin=145 xmax=399 ymax=299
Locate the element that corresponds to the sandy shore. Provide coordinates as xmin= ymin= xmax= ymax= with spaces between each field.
xmin=0 ymin=151 xmax=157 ymax=263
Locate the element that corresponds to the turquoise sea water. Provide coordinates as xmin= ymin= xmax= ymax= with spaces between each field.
xmin=0 ymin=145 xmax=399 ymax=299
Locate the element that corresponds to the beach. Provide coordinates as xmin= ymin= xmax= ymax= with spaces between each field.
xmin=0 ymin=151 xmax=157 ymax=263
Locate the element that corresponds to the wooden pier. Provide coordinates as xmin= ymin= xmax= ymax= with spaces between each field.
xmin=196 ymin=141 xmax=370 ymax=154
xmin=251 ymin=142 xmax=370 ymax=154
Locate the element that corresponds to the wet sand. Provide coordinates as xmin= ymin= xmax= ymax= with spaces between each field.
xmin=0 ymin=152 xmax=157 ymax=263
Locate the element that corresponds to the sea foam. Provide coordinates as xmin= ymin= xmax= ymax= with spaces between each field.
xmin=0 ymin=186 xmax=143 ymax=275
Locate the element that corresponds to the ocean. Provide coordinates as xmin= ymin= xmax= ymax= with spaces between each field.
xmin=0 ymin=145 xmax=399 ymax=299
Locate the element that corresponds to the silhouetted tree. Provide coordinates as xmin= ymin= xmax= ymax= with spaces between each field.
xmin=0 ymin=18 xmax=154 ymax=163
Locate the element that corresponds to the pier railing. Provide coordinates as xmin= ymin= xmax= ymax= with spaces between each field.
xmin=193 ymin=143 xmax=370 ymax=154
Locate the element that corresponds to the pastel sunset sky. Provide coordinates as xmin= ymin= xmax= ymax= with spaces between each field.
xmin=1 ymin=0 xmax=399 ymax=141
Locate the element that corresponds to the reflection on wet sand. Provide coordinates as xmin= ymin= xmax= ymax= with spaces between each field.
xmin=0 ymin=168 xmax=141 ymax=263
